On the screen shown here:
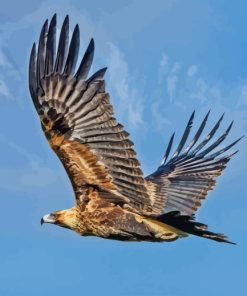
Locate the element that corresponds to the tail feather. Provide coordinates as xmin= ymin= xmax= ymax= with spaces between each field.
xmin=157 ymin=211 xmax=236 ymax=245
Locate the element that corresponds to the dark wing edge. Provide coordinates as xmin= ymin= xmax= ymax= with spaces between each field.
xmin=29 ymin=14 xmax=151 ymax=210
xmin=145 ymin=111 xmax=243 ymax=215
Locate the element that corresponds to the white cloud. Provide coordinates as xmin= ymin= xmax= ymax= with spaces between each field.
xmin=0 ymin=47 xmax=21 ymax=102
xmin=160 ymin=54 xmax=169 ymax=68
xmin=167 ymin=62 xmax=181 ymax=102
xmin=20 ymin=160 xmax=60 ymax=187
xmin=107 ymin=43 xmax=145 ymax=130
xmin=128 ymin=89 xmax=145 ymax=129
xmin=151 ymin=100 xmax=171 ymax=132
xmin=158 ymin=53 xmax=169 ymax=84
xmin=187 ymin=64 xmax=198 ymax=77
xmin=190 ymin=78 xmax=208 ymax=103
xmin=0 ymin=49 xmax=8 ymax=66
xmin=0 ymin=134 xmax=62 ymax=191
xmin=0 ymin=79 xmax=11 ymax=98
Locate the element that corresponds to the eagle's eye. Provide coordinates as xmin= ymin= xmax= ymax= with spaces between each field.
xmin=50 ymin=213 xmax=58 ymax=220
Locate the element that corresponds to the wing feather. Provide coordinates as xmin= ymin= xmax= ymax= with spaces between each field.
xmin=29 ymin=15 xmax=150 ymax=210
xmin=75 ymin=38 xmax=94 ymax=80
xmin=145 ymin=112 xmax=241 ymax=215
xmin=54 ymin=15 xmax=69 ymax=73
xmin=45 ymin=14 xmax=56 ymax=76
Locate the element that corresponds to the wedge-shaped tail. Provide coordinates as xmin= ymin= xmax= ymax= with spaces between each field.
xmin=157 ymin=211 xmax=235 ymax=244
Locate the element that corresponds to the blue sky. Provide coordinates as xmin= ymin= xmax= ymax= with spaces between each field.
xmin=0 ymin=1 xmax=247 ymax=295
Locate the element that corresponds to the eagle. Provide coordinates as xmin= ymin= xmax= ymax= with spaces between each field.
xmin=29 ymin=14 xmax=241 ymax=244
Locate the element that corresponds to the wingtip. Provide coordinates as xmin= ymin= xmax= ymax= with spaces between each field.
xmin=89 ymin=38 xmax=95 ymax=50
xmin=51 ymin=13 xmax=57 ymax=22
xmin=31 ymin=42 xmax=36 ymax=52
xmin=96 ymin=67 xmax=108 ymax=77
xmin=75 ymin=23 xmax=80 ymax=32
xmin=203 ymin=109 xmax=211 ymax=123
xmin=225 ymin=238 xmax=237 ymax=245
xmin=206 ymin=109 xmax=211 ymax=117
xmin=30 ymin=43 xmax=36 ymax=60
xmin=230 ymin=150 xmax=239 ymax=157
xmin=72 ymin=24 xmax=80 ymax=40
xmin=41 ymin=19 xmax=49 ymax=33
xmin=48 ymin=14 xmax=57 ymax=33
xmin=229 ymin=120 xmax=234 ymax=128
xmin=160 ymin=131 xmax=175 ymax=165
xmin=225 ymin=120 xmax=234 ymax=134
xmin=190 ymin=110 xmax=195 ymax=120
xmin=63 ymin=14 xmax=69 ymax=26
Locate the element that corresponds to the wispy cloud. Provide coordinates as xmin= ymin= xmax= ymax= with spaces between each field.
xmin=0 ymin=47 xmax=21 ymax=103
xmin=187 ymin=64 xmax=198 ymax=77
xmin=190 ymin=78 xmax=208 ymax=103
xmin=0 ymin=78 xmax=11 ymax=98
xmin=0 ymin=49 xmax=9 ymax=66
xmin=157 ymin=52 xmax=182 ymax=102
xmin=107 ymin=43 xmax=145 ymax=130
xmin=167 ymin=62 xmax=181 ymax=102
xmin=151 ymin=100 xmax=171 ymax=132
xmin=158 ymin=53 xmax=169 ymax=84
xmin=0 ymin=50 xmax=11 ymax=99
xmin=0 ymin=134 xmax=63 ymax=195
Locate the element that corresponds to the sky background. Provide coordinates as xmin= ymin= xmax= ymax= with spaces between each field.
xmin=0 ymin=1 xmax=247 ymax=295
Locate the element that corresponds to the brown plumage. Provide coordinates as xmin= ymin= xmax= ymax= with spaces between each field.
xmin=30 ymin=14 xmax=242 ymax=244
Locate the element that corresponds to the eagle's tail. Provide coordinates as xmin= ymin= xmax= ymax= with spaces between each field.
xmin=157 ymin=211 xmax=235 ymax=244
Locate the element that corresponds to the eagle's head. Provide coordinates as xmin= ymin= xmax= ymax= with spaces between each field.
xmin=41 ymin=207 xmax=79 ymax=230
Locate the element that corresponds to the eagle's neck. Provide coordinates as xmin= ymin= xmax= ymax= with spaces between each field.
xmin=54 ymin=206 xmax=82 ymax=231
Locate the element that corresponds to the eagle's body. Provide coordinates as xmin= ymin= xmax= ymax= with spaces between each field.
xmin=49 ymin=202 xmax=183 ymax=242
xmin=30 ymin=14 xmax=241 ymax=244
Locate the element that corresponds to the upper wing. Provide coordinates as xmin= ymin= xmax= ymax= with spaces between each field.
xmin=29 ymin=14 xmax=151 ymax=210
xmin=145 ymin=111 xmax=242 ymax=215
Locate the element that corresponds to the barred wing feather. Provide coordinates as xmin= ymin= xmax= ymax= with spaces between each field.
xmin=29 ymin=14 xmax=151 ymax=210
xmin=145 ymin=111 xmax=242 ymax=215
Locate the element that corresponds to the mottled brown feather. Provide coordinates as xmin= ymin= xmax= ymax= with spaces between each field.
xmin=29 ymin=15 xmax=151 ymax=211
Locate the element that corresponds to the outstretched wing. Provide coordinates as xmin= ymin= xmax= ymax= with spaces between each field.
xmin=29 ymin=14 xmax=151 ymax=210
xmin=145 ymin=111 xmax=242 ymax=215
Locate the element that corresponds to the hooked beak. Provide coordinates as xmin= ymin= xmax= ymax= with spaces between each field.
xmin=40 ymin=213 xmax=56 ymax=226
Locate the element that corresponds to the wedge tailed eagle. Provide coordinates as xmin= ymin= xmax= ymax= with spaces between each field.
xmin=29 ymin=14 xmax=242 ymax=244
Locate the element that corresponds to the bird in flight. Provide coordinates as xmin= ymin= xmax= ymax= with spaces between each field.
xmin=29 ymin=14 xmax=241 ymax=244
